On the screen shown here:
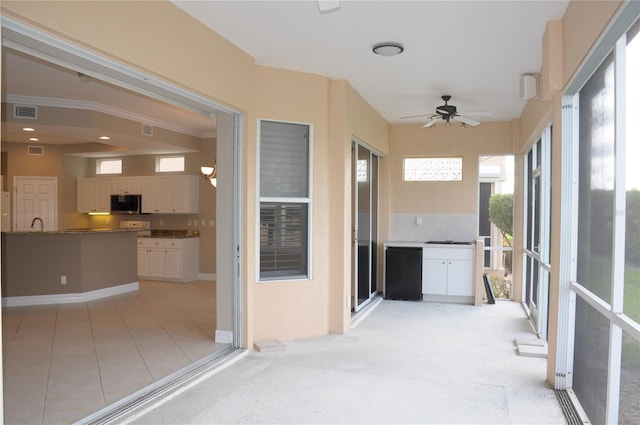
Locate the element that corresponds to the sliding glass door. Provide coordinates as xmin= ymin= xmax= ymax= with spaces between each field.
xmin=352 ymin=141 xmax=380 ymax=311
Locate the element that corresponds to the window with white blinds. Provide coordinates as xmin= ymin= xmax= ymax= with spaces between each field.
xmin=259 ymin=120 xmax=311 ymax=280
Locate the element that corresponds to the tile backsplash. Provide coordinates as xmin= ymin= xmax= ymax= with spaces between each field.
xmin=390 ymin=213 xmax=477 ymax=242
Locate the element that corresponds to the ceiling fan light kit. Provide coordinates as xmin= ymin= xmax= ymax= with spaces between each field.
xmin=372 ymin=42 xmax=404 ymax=57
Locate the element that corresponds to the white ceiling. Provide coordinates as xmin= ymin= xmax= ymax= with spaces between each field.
xmin=173 ymin=0 xmax=569 ymax=124
xmin=1 ymin=0 xmax=570 ymax=155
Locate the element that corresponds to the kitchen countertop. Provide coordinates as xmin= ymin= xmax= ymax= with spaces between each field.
xmin=139 ymin=229 xmax=200 ymax=238
xmin=385 ymin=241 xmax=475 ymax=248
xmin=2 ymin=228 xmax=137 ymax=235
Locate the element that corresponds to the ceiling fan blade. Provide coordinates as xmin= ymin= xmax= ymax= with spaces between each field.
xmin=457 ymin=111 xmax=491 ymax=117
xmin=400 ymin=113 xmax=438 ymax=120
xmin=423 ymin=117 xmax=442 ymax=128
xmin=453 ymin=115 xmax=480 ymax=126
xmin=435 ymin=107 xmax=450 ymax=115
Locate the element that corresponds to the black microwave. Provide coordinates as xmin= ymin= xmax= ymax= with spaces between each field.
xmin=110 ymin=194 xmax=142 ymax=214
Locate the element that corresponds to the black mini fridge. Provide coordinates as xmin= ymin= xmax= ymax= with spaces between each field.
xmin=384 ymin=247 xmax=422 ymax=301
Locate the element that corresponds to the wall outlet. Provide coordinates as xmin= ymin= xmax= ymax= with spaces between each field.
xmin=209 ymin=220 xmax=215 ymax=227
xmin=60 ymin=276 xmax=67 ymax=285
xmin=416 ymin=217 xmax=422 ymax=225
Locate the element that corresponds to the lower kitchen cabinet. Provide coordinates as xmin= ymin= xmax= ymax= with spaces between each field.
xmin=137 ymin=237 xmax=199 ymax=282
xmin=422 ymin=245 xmax=474 ymax=301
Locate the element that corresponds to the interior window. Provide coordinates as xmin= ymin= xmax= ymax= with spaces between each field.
xmin=156 ymin=156 xmax=185 ymax=172
xmin=96 ymin=159 xmax=122 ymax=175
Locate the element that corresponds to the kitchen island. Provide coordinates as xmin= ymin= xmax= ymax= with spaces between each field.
xmin=1 ymin=229 xmax=138 ymax=306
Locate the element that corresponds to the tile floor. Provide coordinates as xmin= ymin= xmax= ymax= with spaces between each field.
xmin=2 ymin=280 xmax=224 ymax=425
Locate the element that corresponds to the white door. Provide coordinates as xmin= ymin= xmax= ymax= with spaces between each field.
xmin=13 ymin=176 xmax=58 ymax=231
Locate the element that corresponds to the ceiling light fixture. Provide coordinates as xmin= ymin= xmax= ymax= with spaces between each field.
xmin=99 ymin=136 xmax=110 ymax=140
xmin=372 ymin=42 xmax=404 ymax=57
xmin=29 ymin=137 xmax=39 ymax=141
xmin=200 ymin=164 xmax=217 ymax=187
xmin=22 ymin=127 xmax=35 ymax=132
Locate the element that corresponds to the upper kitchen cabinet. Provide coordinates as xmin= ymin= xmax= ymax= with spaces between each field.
xmin=111 ymin=177 xmax=143 ymax=195
xmin=141 ymin=175 xmax=199 ymax=214
xmin=77 ymin=178 xmax=111 ymax=213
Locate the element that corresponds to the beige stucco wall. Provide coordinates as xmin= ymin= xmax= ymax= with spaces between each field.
xmin=388 ymin=122 xmax=513 ymax=215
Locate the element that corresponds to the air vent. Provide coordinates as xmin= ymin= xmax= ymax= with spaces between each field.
xmin=141 ymin=123 xmax=154 ymax=136
xmin=28 ymin=145 xmax=44 ymax=156
xmin=14 ymin=105 xmax=38 ymax=119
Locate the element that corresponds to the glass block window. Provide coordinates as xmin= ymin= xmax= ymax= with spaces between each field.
xmin=403 ymin=157 xmax=462 ymax=181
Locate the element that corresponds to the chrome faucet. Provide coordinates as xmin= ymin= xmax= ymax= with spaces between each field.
xmin=30 ymin=217 xmax=44 ymax=232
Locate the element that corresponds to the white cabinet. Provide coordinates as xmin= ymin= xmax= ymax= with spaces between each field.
xmin=141 ymin=175 xmax=199 ymax=213
xmin=77 ymin=178 xmax=111 ymax=213
xmin=137 ymin=237 xmax=199 ymax=282
xmin=111 ymin=177 xmax=142 ymax=194
xmin=422 ymin=245 xmax=474 ymax=300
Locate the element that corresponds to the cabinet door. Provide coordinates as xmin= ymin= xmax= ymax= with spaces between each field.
xmin=94 ymin=179 xmax=112 ymax=212
xmin=127 ymin=177 xmax=143 ymax=194
xmin=156 ymin=176 xmax=174 ymax=212
xmin=137 ymin=248 xmax=150 ymax=276
xmin=141 ymin=177 xmax=157 ymax=213
xmin=446 ymin=260 xmax=474 ymax=296
xmin=422 ymin=258 xmax=448 ymax=295
xmin=164 ymin=249 xmax=182 ymax=279
xmin=77 ymin=179 xmax=94 ymax=212
xmin=77 ymin=178 xmax=110 ymax=212
xmin=111 ymin=178 xmax=127 ymax=194
xmin=148 ymin=248 xmax=166 ymax=277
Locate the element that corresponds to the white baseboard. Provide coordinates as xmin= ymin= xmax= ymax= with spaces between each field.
xmin=198 ymin=273 xmax=216 ymax=281
xmin=215 ymin=329 xmax=233 ymax=344
xmin=2 ymin=282 xmax=139 ymax=307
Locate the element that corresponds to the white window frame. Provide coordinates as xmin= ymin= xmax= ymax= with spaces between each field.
xmin=558 ymin=6 xmax=640 ymax=424
xmin=257 ymin=119 xmax=313 ymax=282
xmin=155 ymin=155 xmax=185 ymax=173
xmin=96 ymin=158 xmax=122 ymax=175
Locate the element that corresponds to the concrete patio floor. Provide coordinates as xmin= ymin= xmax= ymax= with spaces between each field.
xmin=126 ymin=299 xmax=567 ymax=424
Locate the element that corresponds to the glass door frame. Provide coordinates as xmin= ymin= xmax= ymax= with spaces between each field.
xmin=351 ymin=140 xmax=380 ymax=312
xmin=522 ymin=126 xmax=552 ymax=340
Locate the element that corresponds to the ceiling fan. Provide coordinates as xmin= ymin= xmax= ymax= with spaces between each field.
xmin=401 ymin=95 xmax=488 ymax=128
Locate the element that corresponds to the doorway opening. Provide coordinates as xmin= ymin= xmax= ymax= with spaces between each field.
xmin=478 ymin=155 xmax=514 ymax=300
xmin=1 ymin=17 xmax=243 ymax=424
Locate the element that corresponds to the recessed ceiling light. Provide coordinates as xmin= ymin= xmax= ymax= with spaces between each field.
xmin=22 ymin=127 xmax=35 ymax=132
xmin=29 ymin=137 xmax=39 ymax=141
xmin=99 ymin=136 xmax=110 ymax=140
xmin=372 ymin=42 xmax=404 ymax=57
